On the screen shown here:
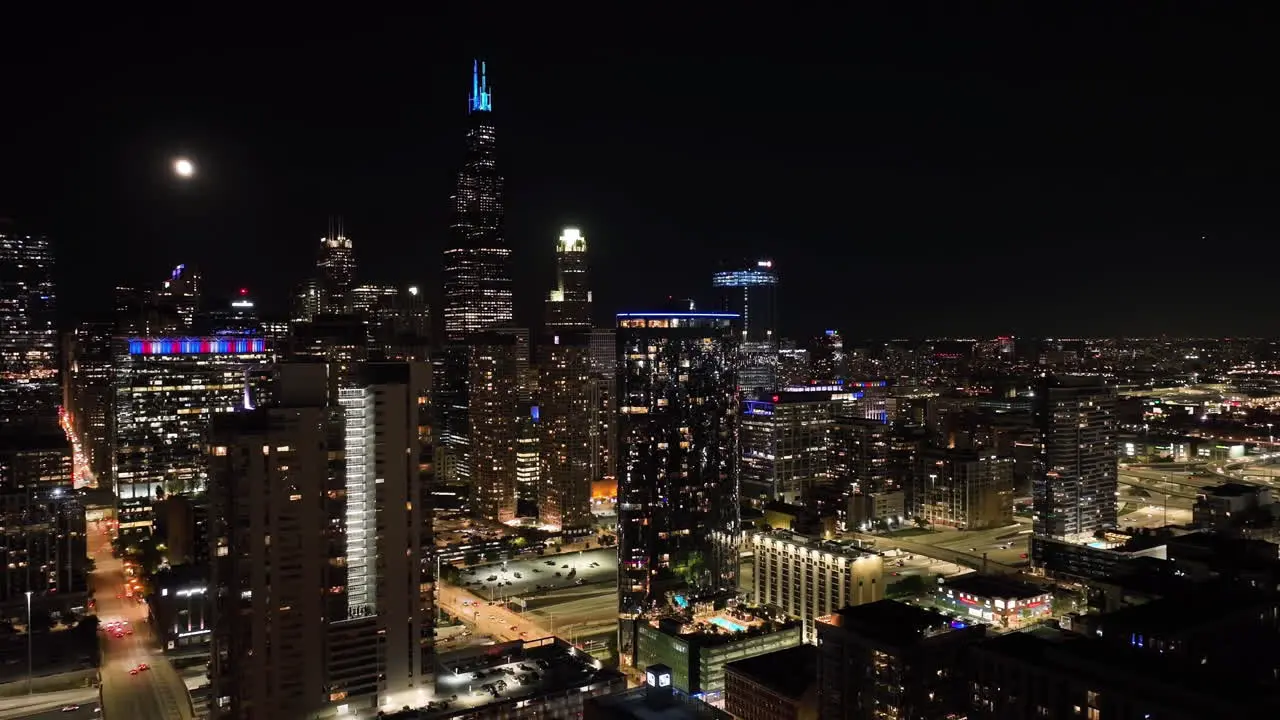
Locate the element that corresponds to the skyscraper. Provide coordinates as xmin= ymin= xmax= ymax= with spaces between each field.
xmin=539 ymin=228 xmax=596 ymax=531
xmin=443 ymin=60 xmax=512 ymax=341
xmin=545 ymin=227 xmax=591 ymax=332
xmin=615 ymin=311 xmax=740 ymax=621
xmin=317 ymin=221 xmax=356 ymax=315
xmin=712 ymin=260 xmax=777 ymax=399
xmin=0 ymin=227 xmax=59 ymax=429
xmin=155 ymin=263 xmax=201 ymax=331
xmin=468 ymin=333 xmax=521 ymax=523
xmin=1032 ymin=375 xmax=1118 ymax=542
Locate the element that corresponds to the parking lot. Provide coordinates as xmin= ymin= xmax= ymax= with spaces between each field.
xmin=454 ymin=548 xmax=617 ymax=602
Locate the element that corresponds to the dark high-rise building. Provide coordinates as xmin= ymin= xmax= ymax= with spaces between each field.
xmin=469 ymin=333 xmax=521 ymax=523
xmin=713 ymin=260 xmax=777 ymax=399
xmin=1033 ymin=375 xmax=1118 ymax=543
xmin=539 ymin=333 xmax=595 ymax=532
xmin=316 ymin=223 xmax=356 ymax=315
xmin=615 ymin=311 xmax=740 ymax=620
xmin=0 ymin=227 xmax=59 ymax=430
xmin=155 ymin=263 xmax=201 ymax=331
xmin=68 ymin=320 xmax=114 ymax=485
xmin=209 ymin=362 xmax=435 ymax=718
xmin=443 ymin=60 xmax=512 ymax=341
xmin=0 ymin=432 xmax=87 ymax=609
xmin=545 ymin=227 xmax=591 ymax=332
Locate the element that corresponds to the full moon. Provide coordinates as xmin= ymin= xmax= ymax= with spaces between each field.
xmin=173 ymin=158 xmax=195 ymax=178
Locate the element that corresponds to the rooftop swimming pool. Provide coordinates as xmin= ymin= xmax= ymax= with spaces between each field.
xmin=708 ymin=616 xmax=747 ymax=633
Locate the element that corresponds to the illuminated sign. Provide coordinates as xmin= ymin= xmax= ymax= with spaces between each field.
xmin=712 ymin=270 xmax=776 ymax=287
xmin=128 ymin=338 xmax=266 ymax=355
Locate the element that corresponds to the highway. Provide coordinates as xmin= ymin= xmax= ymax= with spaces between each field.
xmin=847 ymin=531 xmax=1022 ymax=575
xmin=88 ymin=521 xmax=193 ymax=720
xmin=0 ymin=687 xmax=98 ymax=720
xmin=437 ymin=584 xmax=554 ymax=645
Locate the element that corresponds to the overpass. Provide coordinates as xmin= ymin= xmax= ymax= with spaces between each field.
xmin=848 ymin=532 xmax=1022 ymax=575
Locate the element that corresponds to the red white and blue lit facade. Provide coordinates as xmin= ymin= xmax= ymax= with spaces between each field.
xmin=128 ymin=338 xmax=267 ymax=355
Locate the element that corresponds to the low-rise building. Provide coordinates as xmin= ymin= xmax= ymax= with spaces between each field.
xmin=744 ymin=530 xmax=883 ymax=641
xmin=939 ymin=574 xmax=1052 ymax=629
xmin=585 ymin=664 xmax=731 ymax=719
xmin=816 ymin=600 xmax=987 ymax=720
xmin=723 ymin=645 xmax=817 ymax=720
xmin=969 ymin=630 xmax=1280 ymax=719
xmin=150 ymin=563 xmax=210 ymax=655
xmin=635 ymin=613 xmax=802 ymax=706
xmin=387 ymin=637 xmax=625 ymax=719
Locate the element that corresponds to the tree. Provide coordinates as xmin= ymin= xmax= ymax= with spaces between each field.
xmin=887 ymin=574 xmax=929 ymax=598
xmin=463 ymin=551 xmax=481 ymax=567
xmin=28 ymin=610 xmax=55 ymax=634
xmin=913 ymin=516 xmax=929 ymax=529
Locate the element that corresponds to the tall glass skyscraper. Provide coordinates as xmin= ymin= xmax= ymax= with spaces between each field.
xmin=545 ymin=228 xmax=591 ymax=332
xmin=0 ymin=227 xmax=59 ymax=429
xmin=317 ymin=220 xmax=356 ymax=315
xmin=713 ymin=259 xmax=777 ymax=399
xmin=615 ymin=311 xmax=740 ymax=622
xmin=539 ymin=228 xmax=595 ymax=532
xmin=443 ymin=60 xmax=512 ymax=341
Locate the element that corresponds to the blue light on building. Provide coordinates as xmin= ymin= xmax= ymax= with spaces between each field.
xmin=469 ymin=59 xmax=493 ymax=113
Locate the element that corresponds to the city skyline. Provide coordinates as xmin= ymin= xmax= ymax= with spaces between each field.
xmin=5 ymin=12 xmax=1278 ymax=338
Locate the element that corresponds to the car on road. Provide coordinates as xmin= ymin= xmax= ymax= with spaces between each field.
xmin=129 ymin=668 xmax=139 ymax=675
xmin=510 ymin=625 xmax=518 ymax=631
xmin=61 ymin=706 xmax=80 ymax=712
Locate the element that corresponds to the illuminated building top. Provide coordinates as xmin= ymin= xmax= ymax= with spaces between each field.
xmin=127 ymin=337 xmax=267 ymax=355
xmin=469 ymin=59 xmax=493 ymax=114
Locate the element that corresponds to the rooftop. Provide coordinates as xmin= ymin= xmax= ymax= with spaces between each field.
xmin=745 ymin=529 xmax=877 ymax=560
xmin=944 ymin=573 xmax=1050 ymax=601
xmin=389 ymin=637 xmax=622 ymax=718
xmin=976 ymin=631 xmax=1280 ymax=717
xmin=585 ymin=686 xmax=733 ymax=720
xmin=724 ymin=645 xmax=817 ymax=701
xmin=648 ymin=611 xmax=799 ymax=647
xmin=1097 ymin=582 xmax=1270 ymax=633
xmin=1202 ymin=482 xmax=1267 ymax=498
xmin=819 ymin=600 xmax=967 ymax=646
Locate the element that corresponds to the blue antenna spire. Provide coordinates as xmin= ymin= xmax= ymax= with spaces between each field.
xmin=469 ymin=59 xmax=493 ymax=113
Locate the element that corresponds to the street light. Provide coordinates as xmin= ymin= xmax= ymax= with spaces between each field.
xmin=25 ymin=591 xmax=32 ymax=696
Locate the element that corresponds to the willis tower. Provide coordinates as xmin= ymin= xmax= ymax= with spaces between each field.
xmin=442 ymin=60 xmax=512 ymax=340
xmin=436 ymin=61 xmax=514 ymax=486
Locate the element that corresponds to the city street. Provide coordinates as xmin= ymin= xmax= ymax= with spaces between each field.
xmin=88 ymin=521 xmax=193 ymax=720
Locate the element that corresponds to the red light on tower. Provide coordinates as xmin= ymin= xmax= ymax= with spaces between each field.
xmin=239 ymin=288 xmax=249 ymax=296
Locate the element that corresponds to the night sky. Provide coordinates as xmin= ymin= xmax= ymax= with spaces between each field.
xmin=2 ymin=9 xmax=1275 ymax=339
